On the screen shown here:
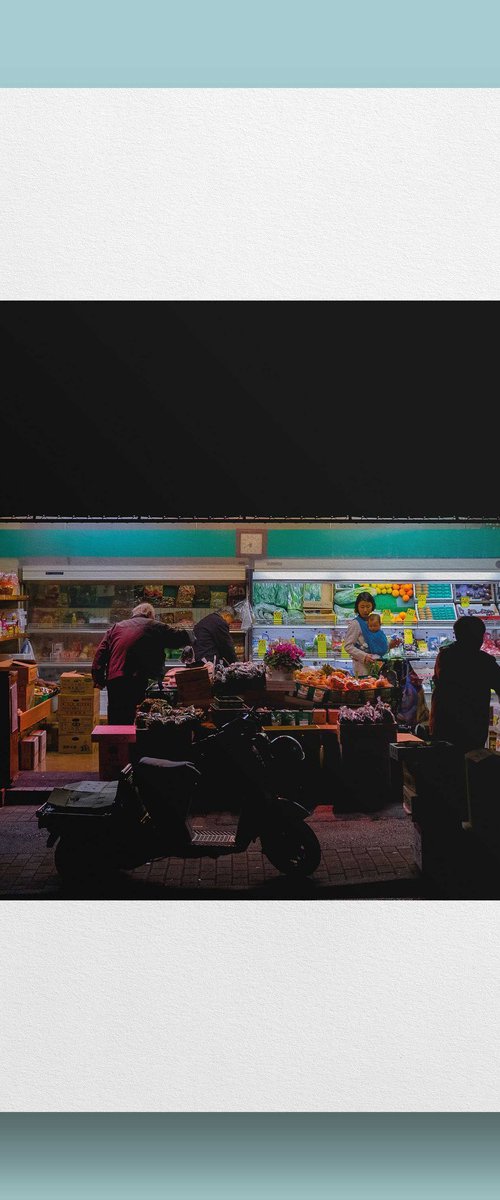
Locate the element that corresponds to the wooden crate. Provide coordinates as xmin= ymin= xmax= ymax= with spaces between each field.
xmin=175 ymin=666 xmax=212 ymax=707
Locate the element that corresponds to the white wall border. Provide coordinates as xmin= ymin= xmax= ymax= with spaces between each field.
xmin=1 ymin=88 xmax=499 ymax=300
xmin=1 ymin=900 xmax=500 ymax=1111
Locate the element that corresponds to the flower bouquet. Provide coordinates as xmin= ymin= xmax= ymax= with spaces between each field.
xmin=264 ymin=640 xmax=306 ymax=682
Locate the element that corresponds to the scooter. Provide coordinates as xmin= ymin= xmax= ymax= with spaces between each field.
xmin=36 ymin=711 xmax=322 ymax=885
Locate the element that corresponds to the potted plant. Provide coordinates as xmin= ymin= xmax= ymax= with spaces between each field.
xmin=263 ymin=640 xmax=306 ymax=683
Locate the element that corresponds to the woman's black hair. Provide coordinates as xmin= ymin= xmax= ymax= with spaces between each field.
xmin=354 ymin=591 xmax=376 ymax=615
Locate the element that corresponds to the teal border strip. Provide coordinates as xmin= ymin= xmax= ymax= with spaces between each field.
xmin=1 ymin=2 xmax=500 ymax=86
xmin=0 ymin=1114 xmax=499 ymax=1199
xmin=0 ymin=525 xmax=498 ymax=561
xmin=0 ymin=528 xmax=236 ymax=559
xmin=268 ymin=526 xmax=500 ymax=559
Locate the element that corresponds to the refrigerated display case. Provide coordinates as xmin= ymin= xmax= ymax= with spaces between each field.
xmin=250 ymin=574 xmax=500 ymax=705
xmin=23 ymin=575 xmax=250 ymax=715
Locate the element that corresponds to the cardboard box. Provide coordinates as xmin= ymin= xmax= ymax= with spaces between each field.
xmin=58 ymin=691 xmax=100 ymax=718
xmin=59 ymin=732 xmax=93 ymax=754
xmin=96 ymin=740 xmax=132 ymax=781
xmin=59 ymin=672 xmax=95 ymax=695
xmin=33 ymin=728 xmax=47 ymax=758
xmin=19 ymin=735 xmax=39 ymax=770
xmin=58 ymin=714 xmax=97 ymax=735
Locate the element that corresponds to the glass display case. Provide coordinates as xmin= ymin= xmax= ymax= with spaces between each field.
xmin=250 ymin=576 xmax=500 ymax=701
xmin=24 ymin=577 xmax=250 ymax=714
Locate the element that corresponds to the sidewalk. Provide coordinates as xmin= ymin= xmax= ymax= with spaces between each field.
xmin=0 ymin=803 xmax=426 ymax=899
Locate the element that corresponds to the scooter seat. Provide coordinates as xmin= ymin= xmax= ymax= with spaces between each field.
xmin=137 ymin=755 xmax=200 ymax=777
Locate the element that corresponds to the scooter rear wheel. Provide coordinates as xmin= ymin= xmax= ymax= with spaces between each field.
xmin=54 ymin=836 xmax=115 ymax=887
xmin=261 ymin=821 xmax=321 ymax=877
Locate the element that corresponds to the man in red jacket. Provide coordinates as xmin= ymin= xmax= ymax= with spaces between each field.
xmin=92 ymin=602 xmax=194 ymax=724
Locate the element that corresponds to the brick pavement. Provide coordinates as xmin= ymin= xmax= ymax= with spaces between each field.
xmin=0 ymin=802 xmax=427 ymax=898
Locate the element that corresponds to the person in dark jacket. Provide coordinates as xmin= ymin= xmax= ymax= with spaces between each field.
xmin=430 ymin=615 xmax=500 ymax=753
xmin=192 ymin=606 xmax=237 ymax=666
xmin=92 ymin=602 xmax=194 ymax=724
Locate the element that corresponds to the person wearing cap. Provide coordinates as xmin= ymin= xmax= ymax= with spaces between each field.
xmin=92 ymin=602 xmax=194 ymax=724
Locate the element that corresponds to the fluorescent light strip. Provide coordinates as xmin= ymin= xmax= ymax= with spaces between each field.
xmin=254 ymin=569 xmax=500 ymax=581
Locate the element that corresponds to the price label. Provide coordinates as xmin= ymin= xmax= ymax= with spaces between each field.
xmin=340 ymin=641 xmax=349 ymax=659
xmin=461 ymin=596 xmax=471 ymax=607
xmin=257 ymin=639 xmax=266 ymax=658
xmin=316 ymin=634 xmax=327 ymax=658
xmin=404 ymin=629 xmax=413 ymax=645
xmin=273 ymin=610 xmax=282 ymax=624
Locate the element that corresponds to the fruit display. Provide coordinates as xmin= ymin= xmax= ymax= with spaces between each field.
xmin=415 ymin=582 xmax=453 ymax=603
xmin=454 ymin=583 xmax=494 ymax=604
xmin=294 ymin=667 xmax=391 ymax=692
xmin=416 ymin=602 xmax=456 ymax=622
xmin=380 ymin=607 xmax=417 ymax=625
xmin=361 ymin=582 xmax=414 ymax=603
xmin=482 ymin=631 xmax=500 ymax=657
xmin=455 ymin=602 xmax=499 ymax=620
xmin=335 ymin=582 xmax=415 ymax=619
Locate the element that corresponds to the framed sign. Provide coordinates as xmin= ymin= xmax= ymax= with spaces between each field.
xmin=236 ymin=529 xmax=267 ymax=557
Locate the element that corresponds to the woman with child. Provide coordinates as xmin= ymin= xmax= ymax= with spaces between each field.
xmin=343 ymin=591 xmax=401 ymax=677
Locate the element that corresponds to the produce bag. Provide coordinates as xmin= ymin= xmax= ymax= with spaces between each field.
xmin=234 ymin=598 xmax=254 ymax=631
xmin=395 ymin=661 xmax=428 ymax=727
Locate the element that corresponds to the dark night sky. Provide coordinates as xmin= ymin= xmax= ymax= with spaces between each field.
xmin=0 ymin=303 xmax=494 ymax=519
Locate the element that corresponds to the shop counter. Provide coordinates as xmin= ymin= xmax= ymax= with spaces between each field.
xmin=91 ymin=721 xmax=423 ymax=784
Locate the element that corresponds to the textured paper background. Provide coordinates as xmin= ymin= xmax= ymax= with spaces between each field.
xmin=1 ymin=901 xmax=500 ymax=1111
xmin=1 ymin=86 xmax=499 ymax=1111
xmin=0 ymin=88 xmax=499 ymax=300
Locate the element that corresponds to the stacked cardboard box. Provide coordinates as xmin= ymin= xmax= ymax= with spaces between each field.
xmin=19 ymin=727 xmax=48 ymax=771
xmin=58 ymin=673 xmax=100 ymax=754
xmin=12 ymin=661 xmax=38 ymax=711
xmin=34 ymin=728 xmax=47 ymax=763
xmin=19 ymin=735 xmax=39 ymax=770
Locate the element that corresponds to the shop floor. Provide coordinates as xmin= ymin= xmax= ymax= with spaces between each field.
xmin=0 ymin=803 xmax=433 ymax=900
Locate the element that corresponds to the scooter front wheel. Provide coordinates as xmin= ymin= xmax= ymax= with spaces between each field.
xmin=261 ymin=821 xmax=321 ymax=877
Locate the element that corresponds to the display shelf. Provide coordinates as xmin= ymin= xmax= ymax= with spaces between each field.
xmin=28 ymin=628 xmax=107 ymax=638
xmin=28 ymin=605 xmax=112 ymax=611
xmin=0 ymin=595 xmax=29 ymax=603
xmin=0 ymin=632 xmax=22 ymax=643
xmin=280 ymin=657 xmax=353 ymax=664
xmin=36 ymin=660 xmax=94 ymax=667
xmin=253 ymin=622 xmax=420 ymax=630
